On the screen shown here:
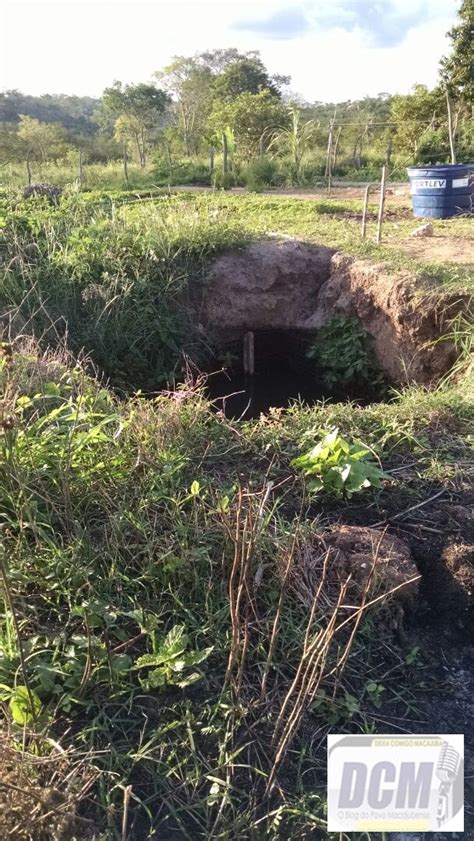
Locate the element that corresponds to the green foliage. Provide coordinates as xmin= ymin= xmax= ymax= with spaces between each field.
xmin=212 ymin=169 xmax=236 ymax=190
xmin=0 ymin=194 xmax=251 ymax=388
xmin=209 ymin=90 xmax=288 ymax=159
xmin=17 ymin=115 xmax=72 ymax=163
xmin=154 ymin=57 xmax=213 ymax=156
xmin=292 ymin=427 xmax=388 ymax=497
xmin=134 ymin=624 xmax=213 ymax=689
xmin=312 ymin=688 xmax=361 ymax=724
xmin=0 ymin=684 xmax=42 ymax=725
xmin=307 ymin=316 xmax=382 ymax=389
xmin=243 ymin=157 xmax=280 ymax=191
xmin=211 ymin=55 xmax=282 ymax=101
xmin=0 ymin=327 xmax=472 ymax=837
xmin=389 ymin=85 xmax=445 ymax=157
xmin=267 ymin=106 xmax=317 ymax=172
xmin=102 ymin=81 xmax=170 ymax=166
xmin=440 ymin=0 xmax=474 ymax=105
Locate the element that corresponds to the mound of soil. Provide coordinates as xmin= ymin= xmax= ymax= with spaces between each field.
xmin=289 ymin=525 xmax=419 ymax=610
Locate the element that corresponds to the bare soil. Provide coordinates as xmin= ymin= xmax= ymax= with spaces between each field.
xmin=174 ymin=182 xmax=411 ymax=204
xmin=392 ymin=234 xmax=474 ymax=266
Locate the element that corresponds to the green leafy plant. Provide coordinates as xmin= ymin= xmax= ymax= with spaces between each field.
xmin=365 ymin=681 xmax=385 ymax=708
xmin=311 ymin=689 xmax=360 ymax=724
xmin=292 ymin=427 xmax=388 ymax=497
xmin=307 ymin=316 xmax=383 ymax=389
xmin=134 ymin=624 xmax=213 ymax=690
xmin=0 ymin=684 xmax=42 ymax=725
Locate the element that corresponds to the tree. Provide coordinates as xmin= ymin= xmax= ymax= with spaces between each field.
xmin=390 ymin=85 xmax=444 ymax=158
xmin=209 ymin=90 xmax=287 ymax=159
xmin=0 ymin=90 xmax=99 ymax=134
xmin=154 ymin=57 xmax=213 ymax=155
xmin=0 ymin=123 xmax=22 ymax=167
xmin=17 ymin=115 xmax=70 ymax=162
xmin=101 ymin=82 xmax=169 ymax=166
xmin=212 ymin=56 xmax=283 ymax=102
xmin=197 ymin=48 xmax=259 ymax=74
xmin=440 ymin=0 xmax=474 ymax=109
xmin=439 ymin=0 xmax=473 ymax=162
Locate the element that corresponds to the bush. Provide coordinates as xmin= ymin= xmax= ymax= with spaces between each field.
xmin=22 ymin=183 xmax=63 ymax=203
xmin=307 ymin=316 xmax=384 ymax=391
xmin=152 ymin=157 xmax=212 ymax=187
xmin=243 ymin=157 xmax=280 ymax=191
xmin=292 ymin=427 xmax=388 ymax=497
xmin=212 ymin=170 xmax=236 ymax=190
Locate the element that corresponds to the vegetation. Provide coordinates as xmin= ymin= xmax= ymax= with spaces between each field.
xmin=307 ymin=316 xmax=384 ymax=391
xmin=1 ymin=2 xmax=472 ymax=192
xmin=291 ymin=428 xmax=388 ymax=497
xmin=0 ymin=172 xmax=473 ymax=839
xmin=1 ymin=321 xmax=472 ymax=837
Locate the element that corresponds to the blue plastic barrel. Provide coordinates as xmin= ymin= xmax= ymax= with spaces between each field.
xmin=407 ymin=164 xmax=473 ymax=219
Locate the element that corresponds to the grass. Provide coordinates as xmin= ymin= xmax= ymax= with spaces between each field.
xmin=0 ymin=185 xmax=473 ymax=838
xmin=2 ymin=339 xmax=472 ymax=838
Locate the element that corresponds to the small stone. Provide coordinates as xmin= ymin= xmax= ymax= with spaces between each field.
xmin=410 ymin=222 xmax=434 ymax=237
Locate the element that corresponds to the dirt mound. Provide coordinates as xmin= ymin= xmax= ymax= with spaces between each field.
xmin=288 ymin=526 xmax=419 ymax=610
xmin=204 ymin=239 xmax=466 ymax=384
xmin=205 ymin=240 xmax=333 ymax=330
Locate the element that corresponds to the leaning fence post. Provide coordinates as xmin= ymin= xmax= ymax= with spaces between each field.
xmin=376 ymin=165 xmax=387 ymax=244
xmin=361 ymin=184 xmax=370 ymax=238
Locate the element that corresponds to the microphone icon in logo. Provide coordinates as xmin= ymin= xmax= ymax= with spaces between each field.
xmin=436 ymin=741 xmax=463 ymax=827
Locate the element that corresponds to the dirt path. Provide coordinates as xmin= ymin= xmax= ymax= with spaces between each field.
xmin=172 ymin=182 xmax=411 ymax=204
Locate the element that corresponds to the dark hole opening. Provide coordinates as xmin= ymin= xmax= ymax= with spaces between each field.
xmin=206 ymin=329 xmax=381 ymax=420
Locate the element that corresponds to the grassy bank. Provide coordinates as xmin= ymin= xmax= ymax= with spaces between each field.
xmin=0 ymin=190 xmax=472 ymax=393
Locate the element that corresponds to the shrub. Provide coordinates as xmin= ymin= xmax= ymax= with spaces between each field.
xmin=244 ymin=157 xmax=280 ymax=191
xmin=212 ymin=170 xmax=236 ymax=190
xmin=292 ymin=427 xmax=388 ymax=497
xmin=307 ymin=316 xmax=383 ymax=390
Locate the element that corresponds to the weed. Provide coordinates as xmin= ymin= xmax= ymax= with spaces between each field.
xmin=292 ymin=427 xmax=388 ymax=497
xmin=307 ymin=315 xmax=384 ymax=390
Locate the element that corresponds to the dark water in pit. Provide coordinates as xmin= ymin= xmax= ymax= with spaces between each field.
xmin=207 ymin=368 xmax=329 ymax=419
xmin=206 ymin=330 xmax=350 ymax=419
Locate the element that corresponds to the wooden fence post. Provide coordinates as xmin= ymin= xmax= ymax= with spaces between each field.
xmin=222 ymin=133 xmax=228 ymax=175
xmin=376 ymin=165 xmax=387 ymax=244
xmin=78 ymin=150 xmax=84 ymax=189
xmin=123 ymin=145 xmax=129 ymax=186
xmin=361 ymin=185 xmax=370 ymax=238
xmin=243 ymin=332 xmax=255 ymax=376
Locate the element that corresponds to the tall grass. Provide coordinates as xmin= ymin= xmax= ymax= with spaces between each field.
xmin=0 ymin=193 xmax=252 ymax=389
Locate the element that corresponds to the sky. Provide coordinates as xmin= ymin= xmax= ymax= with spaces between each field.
xmin=0 ymin=0 xmax=457 ymax=103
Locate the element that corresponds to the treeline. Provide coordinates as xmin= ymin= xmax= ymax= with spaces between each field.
xmin=0 ymin=3 xmax=472 ymax=189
